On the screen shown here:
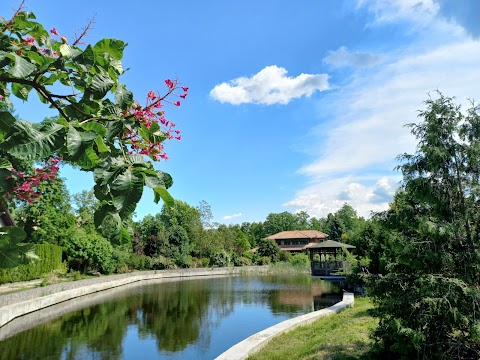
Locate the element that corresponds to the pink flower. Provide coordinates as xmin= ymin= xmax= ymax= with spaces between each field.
xmin=50 ymin=27 xmax=59 ymax=36
xmin=144 ymin=119 xmax=152 ymax=129
xmin=174 ymin=101 xmax=181 ymax=107
xmin=165 ymin=79 xmax=175 ymax=89
xmin=153 ymin=154 xmax=160 ymax=161
xmin=134 ymin=110 xmax=144 ymax=120
xmin=24 ymin=37 xmax=35 ymax=45
xmin=154 ymin=101 xmax=162 ymax=108
xmin=180 ymin=94 xmax=187 ymax=99
xmin=160 ymin=153 xmax=169 ymax=160
xmin=182 ymin=87 xmax=189 ymax=92
xmin=0 ymin=95 xmax=3 ymax=100
xmin=20 ymin=182 xmax=31 ymax=191
xmin=175 ymin=135 xmax=182 ymax=141
xmin=147 ymin=90 xmax=156 ymax=100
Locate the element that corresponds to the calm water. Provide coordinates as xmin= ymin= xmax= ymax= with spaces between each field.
xmin=0 ymin=274 xmax=341 ymax=360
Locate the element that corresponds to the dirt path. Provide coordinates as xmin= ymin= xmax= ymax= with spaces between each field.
xmin=0 ymin=279 xmax=43 ymax=294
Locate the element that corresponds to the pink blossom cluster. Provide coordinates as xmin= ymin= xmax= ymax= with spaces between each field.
xmin=6 ymin=157 xmax=61 ymax=203
xmin=20 ymin=32 xmax=59 ymax=57
xmin=121 ymin=79 xmax=187 ymax=161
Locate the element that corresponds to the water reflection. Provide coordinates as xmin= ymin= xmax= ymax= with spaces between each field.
xmin=0 ymin=274 xmax=340 ymax=360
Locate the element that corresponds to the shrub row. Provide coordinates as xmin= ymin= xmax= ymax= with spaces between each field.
xmin=0 ymin=244 xmax=67 ymax=284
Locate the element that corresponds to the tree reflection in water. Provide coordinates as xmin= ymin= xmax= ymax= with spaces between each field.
xmin=0 ymin=275 xmax=340 ymax=359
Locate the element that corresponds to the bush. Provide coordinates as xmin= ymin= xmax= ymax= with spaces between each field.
xmin=64 ymin=228 xmax=114 ymax=274
xmin=0 ymin=243 xmax=66 ymax=284
xmin=152 ymin=255 xmax=177 ymax=270
xmin=289 ymin=253 xmax=310 ymax=267
xmin=234 ymin=256 xmax=252 ymax=267
xmin=259 ymin=256 xmax=271 ymax=265
xmin=200 ymin=257 xmax=211 ymax=268
xmin=211 ymin=251 xmax=230 ymax=267
xmin=279 ymin=250 xmax=292 ymax=262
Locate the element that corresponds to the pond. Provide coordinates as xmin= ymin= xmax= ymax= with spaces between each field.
xmin=0 ymin=274 xmax=341 ymax=359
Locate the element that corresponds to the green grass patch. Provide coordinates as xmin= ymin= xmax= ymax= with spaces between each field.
xmin=248 ymin=297 xmax=377 ymax=360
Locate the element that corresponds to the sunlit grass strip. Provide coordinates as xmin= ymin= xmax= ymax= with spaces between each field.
xmin=248 ymin=297 xmax=377 ymax=360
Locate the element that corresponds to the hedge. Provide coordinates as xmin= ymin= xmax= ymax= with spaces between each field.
xmin=0 ymin=244 xmax=67 ymax=284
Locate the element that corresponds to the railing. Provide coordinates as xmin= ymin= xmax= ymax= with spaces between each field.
xmin=311 ymin=261 xmax=351 ymax=276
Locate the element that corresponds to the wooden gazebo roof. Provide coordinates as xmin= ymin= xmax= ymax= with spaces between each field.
xmin=308 ymin=240 xmax=355 ymax=249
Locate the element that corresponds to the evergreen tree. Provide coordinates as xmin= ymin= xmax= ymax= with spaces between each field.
xmin=368 ymin=94 xmax=480 ymax=359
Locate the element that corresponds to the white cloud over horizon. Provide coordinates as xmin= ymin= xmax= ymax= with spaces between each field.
xmin=222 ymin=213 xmax=243 ymax=220
xmin=210 ymin=65 xmax=330 ymax=105
xmin=285 ymin=0 xmax=480 ymax=218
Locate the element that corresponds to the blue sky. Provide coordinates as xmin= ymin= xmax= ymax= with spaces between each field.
xmin=2 ymin=0 xmax=480 ymax=223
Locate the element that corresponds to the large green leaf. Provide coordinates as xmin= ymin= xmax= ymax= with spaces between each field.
xmin=94 ymin=136 xmax=109 ymax=153
xmin=145 ymin=171 xmax=173 ymax=190
xmin=0 ymin=227 xmax=37 ymax=269
xmin=0 ymin=158 xmax=12 ymax=169
xmin=67 ymin=125 xmax=82 ymax=156
xmin=7 ymin=53 xmax=35 ymax=78
xmin=0 ymin=112 xmax=16 ymax=138
xmin=5 ymin=121 xmax=64 ymax=160
xmin=11 ymin=82 xmax=32 ymax=101
xmin=59 ymin=44 xmax=81 ymax=58
xmin=90 ymin=73 xmax=115 ymax=99
xmin=93 ymin=39 xmax=126 ymax=61
xmin=111 ymin=167 xmax=144 ymax=217
xmin=153 ymin=187 xmax=174 ymax=206
xmin=115 ymin=84 xmax=133 ymax=109
xmin=81 ymin=122 xmax=107 ymax=137
xmin=73 ymin=45 xmax=95 ymax=71
xmin=76 ymin=146 xmax=100 ymax=169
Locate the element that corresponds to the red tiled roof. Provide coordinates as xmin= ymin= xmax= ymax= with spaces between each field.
xmin=265 ymin=230 xmax=328 ymax=240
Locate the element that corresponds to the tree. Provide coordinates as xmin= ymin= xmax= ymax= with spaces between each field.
xmin=263 ymin=211 xmax=299 ymax=236
xmin=257 ymin=238 xmax=280 ymax=262
xmin=0 ymin=5 xmax=187 ymax=266
xmin=368 ymin=93 xmax=480 ymax=359
xmin=15 ymin=176 xmax=75 ymax=244
xmin=72 ymin=189 xmax=98 ymax=231
xmin=325 ymin=213 xmax=344 ymax=240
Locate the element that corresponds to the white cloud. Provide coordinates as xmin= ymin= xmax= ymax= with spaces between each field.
xmin=222 ymin=213 xmax=242 ymax=220
xmin=357 ymin=0 xmax=439 ymax=26
xmin=284 ymin=176 xmax=400 ymax=218
xmin=210 ymin=65 xmax=330 ymax=105
xmin=286 ymin=3 xmax=480 ymax=218
xmin=324 ymin=47 xmax=383 ymax=68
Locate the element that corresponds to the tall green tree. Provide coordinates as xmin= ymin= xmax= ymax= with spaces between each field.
xmin=368 ymin=94 xmax=480 ymax=359
xmin=72 ymin=189 xmax=98 ymax=231
xmin=15 ymin=176 xmax=75 ymax=245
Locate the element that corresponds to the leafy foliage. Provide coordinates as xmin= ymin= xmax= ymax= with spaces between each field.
xmin=367 ymin=94 xmax=480 ymax=359
xmin=0 ymin=243 xmax=65 ymax=284
xmin=0 ymin=8 xmax=185 ymax=246
xmin=0 ymin=226 xmax=36 ymax=268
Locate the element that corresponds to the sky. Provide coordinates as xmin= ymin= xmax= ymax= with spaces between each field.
xmin=2 ymin=0 xmax=480 ymax=224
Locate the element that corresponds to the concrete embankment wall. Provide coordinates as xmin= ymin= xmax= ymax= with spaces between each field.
xmin=215 ymin=292 xmax=355 ymax=360
xmin=0 ymin=266 xmax=268 ymax=328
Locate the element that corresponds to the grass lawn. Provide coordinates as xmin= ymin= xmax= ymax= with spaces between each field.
xmin=248 ymin=297 xmax=377 ymax=360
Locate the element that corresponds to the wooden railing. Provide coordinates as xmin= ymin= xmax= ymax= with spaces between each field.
xmin=311 ymin=261 xmax=351 ymax=276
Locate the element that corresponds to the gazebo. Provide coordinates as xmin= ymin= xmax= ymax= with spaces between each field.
xmin=308 ymin=240 xmax=355 ymax=276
